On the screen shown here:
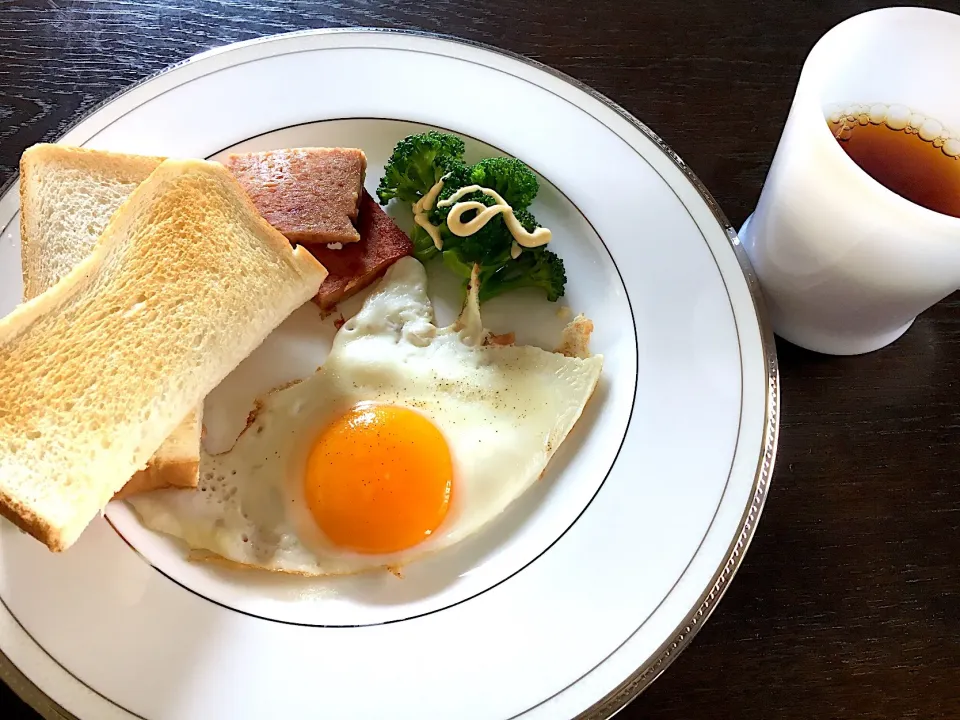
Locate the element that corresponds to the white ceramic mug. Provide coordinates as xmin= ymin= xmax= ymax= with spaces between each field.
xmin=740 ymin=7 xmax=960 ymax=355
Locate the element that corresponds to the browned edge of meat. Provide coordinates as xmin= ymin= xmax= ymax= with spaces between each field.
xmin=309 ymin=190 xmax=413 ymax=309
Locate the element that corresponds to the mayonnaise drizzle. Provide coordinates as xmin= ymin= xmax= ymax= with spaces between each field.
xmin=414 ymin=212 xmax=444 ymax=250
xmin=436 ymin=185 xmax=552 ymax=249
xmin=412 ymin=176 xmax=447 ymax=250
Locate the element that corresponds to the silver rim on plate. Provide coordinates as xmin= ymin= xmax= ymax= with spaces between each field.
xmin=0 ymin=27 xmax=780 ymax=720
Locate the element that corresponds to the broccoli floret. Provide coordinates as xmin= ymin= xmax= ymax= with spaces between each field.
xmin=468 ymin=157 xmax=539 ymax=211
xmin=376 ymin=132 xmax=467 ymax=205
xmin=430 ymin=161 xmax=472 ymax=216
xmin=427 ymin=162 xmax=476 ymax=221
xmin=434 ymin=193 xmax=514 ymax=267
xmin=376 ymin=136 xmax=564 ymax=304
xmin=477 ymin=247 xmax=567 ymax=303
xmin=435 ymin=198 xmax=564 ymax=304
xmin=443 ymin=160 xmax=473 ymax=190
xmin=511 ymin=206 xmax=540 ymax=233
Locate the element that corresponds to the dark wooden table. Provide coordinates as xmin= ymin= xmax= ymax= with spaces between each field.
xmin=2 ymin=0 xmax=959 ymax=718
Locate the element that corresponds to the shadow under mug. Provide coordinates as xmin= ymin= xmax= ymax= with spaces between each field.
xmin=740 ymin=6 xmax=960 ymax=356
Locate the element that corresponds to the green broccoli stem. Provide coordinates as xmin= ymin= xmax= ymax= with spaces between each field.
xmin=477 ymin=274 xmax=549 ymax=303
xmin=442 ymin=250 xmax=475 ymax=279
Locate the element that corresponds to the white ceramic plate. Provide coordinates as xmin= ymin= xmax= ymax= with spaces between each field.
xmin=0 ymin=29 xmax=778 ymax=720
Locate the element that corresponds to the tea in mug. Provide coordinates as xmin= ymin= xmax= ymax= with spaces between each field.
xmin=826 ymin=103 xmax=960 ymax=218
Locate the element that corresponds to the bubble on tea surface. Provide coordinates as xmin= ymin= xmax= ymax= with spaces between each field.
xmin=885 ymin=104 xmax=911 ymax=131
xmin=908 ymin=112 xmax=926 ymax=133
xmin=943 ymin=138 xmax=960 ymax=158
xmin=919 ymin=118 xmax=943 ymax=142
xmin=868 ymin=104 xmax=887 ymax=125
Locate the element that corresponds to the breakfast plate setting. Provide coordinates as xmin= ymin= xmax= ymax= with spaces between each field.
xmin=0 ymin=29 xmax=778 ymax=720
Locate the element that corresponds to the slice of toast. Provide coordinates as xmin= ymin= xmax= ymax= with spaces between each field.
xmin=20 ymin=145 xmax=164 ymax=298
xmin=226 ymin=147 xmax=366 ymax=244
xmin=0 ymin=158 xmax=327 ymax=551
xmin=19 ymin=144 xmax=203 ymax=496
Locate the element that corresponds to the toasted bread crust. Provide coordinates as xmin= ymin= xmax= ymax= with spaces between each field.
xmin=113 ymin=458 xmax=201 ymax=500
xmin=18 ymin=145 xmax=204 ymax=498
xmin=18 ymin=152 xmax=30 ymax=298
xmin=0 ymin=158 xmax=327 ymax=551
xmin=0 ymin=487 xmax=67 ymax=551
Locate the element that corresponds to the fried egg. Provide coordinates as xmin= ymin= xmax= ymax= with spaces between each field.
xmin=128 ymin=257 xmax=603 ymax=575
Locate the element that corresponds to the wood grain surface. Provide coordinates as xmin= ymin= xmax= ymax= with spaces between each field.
xmin=2 ymin=0 xmax=960 ymax=718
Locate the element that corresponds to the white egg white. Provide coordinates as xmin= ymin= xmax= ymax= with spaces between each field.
xmin=128 ymin=257 xmax=603 ymax=576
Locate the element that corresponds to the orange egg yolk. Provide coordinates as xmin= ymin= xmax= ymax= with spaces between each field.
xmin=304 ymin=404 xmax=453 ymax=554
